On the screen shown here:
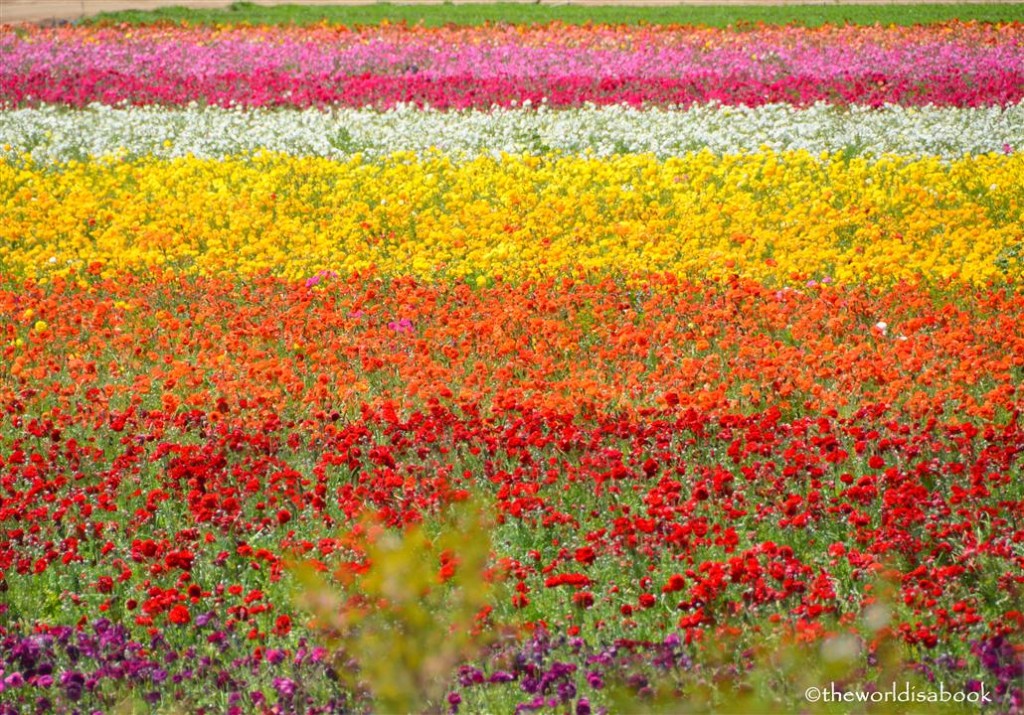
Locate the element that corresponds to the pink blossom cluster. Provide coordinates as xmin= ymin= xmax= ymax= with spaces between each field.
xmin=2 ymin=22 xmax=1023 ymax=108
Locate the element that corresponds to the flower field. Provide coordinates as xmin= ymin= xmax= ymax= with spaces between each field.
xmin=1 ymin=16 xmax=1023 ymax=715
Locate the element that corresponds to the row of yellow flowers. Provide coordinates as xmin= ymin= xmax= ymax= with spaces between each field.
xmin=2 ymin=150 xmax=1021 ymax=285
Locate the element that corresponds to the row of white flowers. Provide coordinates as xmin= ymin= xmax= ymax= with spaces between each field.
xmin=1 ymin=102 xmax=1021 ymax=162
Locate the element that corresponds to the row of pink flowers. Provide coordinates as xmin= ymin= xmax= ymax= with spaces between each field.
xmin=4 ymin=70 xmax=1022 ymax=109
xmin=2 ymin=22 xmax=1023 ymax=108
xmin=4 ymin=69 xmax=1019 ymax=108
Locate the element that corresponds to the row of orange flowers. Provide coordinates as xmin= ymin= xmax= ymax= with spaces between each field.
xmin=4 ymin=271 xmax=1021 ymax=424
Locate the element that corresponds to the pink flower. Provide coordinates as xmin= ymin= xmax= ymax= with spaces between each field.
xmin=388 ymin=317 xmax=414 ymax=333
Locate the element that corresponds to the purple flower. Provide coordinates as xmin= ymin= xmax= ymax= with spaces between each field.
xmin=626 ymin=673 xmax=648 ymax=692
xmin=273 ymin=677 xmax=297 ymax=699
xmin=60 ymin=671 xmax=85 ymax=702
xmin=515 ymin=695 xmax=547 ymax=714
xmin=458 ymin=666 xmax=485 ymax=687
xmin=557 ymin=680 xmax=577 ymax=703
xmin=548 ymin=662 xmax=576 ymax=678
xmin=576 ymin=697 xmax=592 ymax=715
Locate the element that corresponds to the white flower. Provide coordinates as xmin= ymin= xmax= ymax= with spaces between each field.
xmin=2 ymin=102 xmax=1023 ymax=163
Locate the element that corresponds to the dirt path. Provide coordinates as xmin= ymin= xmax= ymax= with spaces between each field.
xmin=3 ymin=0 xmax=1021 ymax=25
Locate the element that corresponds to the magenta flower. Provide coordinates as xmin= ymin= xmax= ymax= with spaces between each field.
xmin=388 ymin=317 xmax=414 ymax=333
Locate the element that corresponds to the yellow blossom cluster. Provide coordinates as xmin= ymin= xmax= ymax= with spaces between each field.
xmin=1 ymin=150 xmax=1020 ymax=285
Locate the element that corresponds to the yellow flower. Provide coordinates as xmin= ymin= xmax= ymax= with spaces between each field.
xmin=1 ymin=151 xmax=1020 ymax=285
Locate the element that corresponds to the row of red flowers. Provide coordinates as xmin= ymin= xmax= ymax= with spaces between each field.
xmin=2 ymin=387 xmax=1022 ymax=708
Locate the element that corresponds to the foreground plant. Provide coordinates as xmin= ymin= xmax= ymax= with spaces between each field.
xmin=295 ymin=502 xmax=500 ymax=713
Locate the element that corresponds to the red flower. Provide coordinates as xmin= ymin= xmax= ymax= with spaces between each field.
xmin=574 ymin=547 xmax=596 ymax=566
xmin=273 ymin=615 xmax=292 ymax=636
xmin=168 ymin=604 xmax=191 ymax=625
xmin=679 ymin=608 xmax=704 ymax=629
xmin=438 ymin=550 xmax=459 ymax=582
xmin=573 ymin=591 xmax=595 ymax=609
xmin=545 ymin=573 xmax=592 ymax=589
xmin=165 ymin=549 xmax=195 ymax=571
xmin=662 ymin=574 xmax=686 ymax=593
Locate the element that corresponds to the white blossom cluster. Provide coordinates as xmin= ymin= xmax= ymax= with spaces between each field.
xmin=1 ymin=102 xmax=1021 ymax=162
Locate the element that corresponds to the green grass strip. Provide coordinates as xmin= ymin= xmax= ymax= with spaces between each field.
xmin=89 ymin=2 xmax=1024 ymax=28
